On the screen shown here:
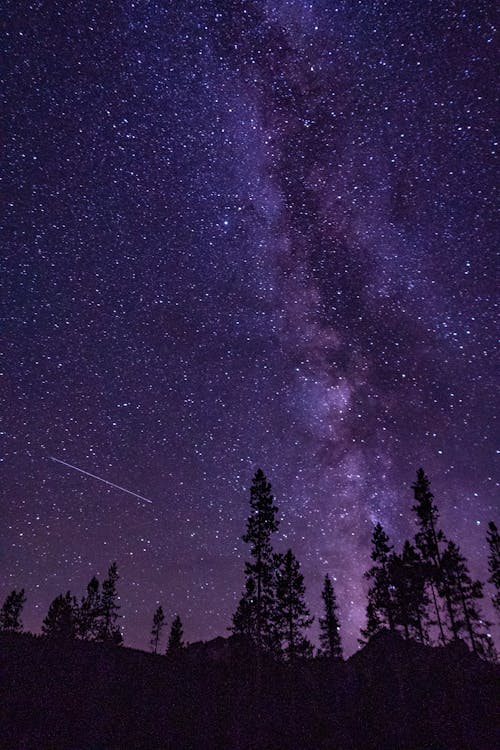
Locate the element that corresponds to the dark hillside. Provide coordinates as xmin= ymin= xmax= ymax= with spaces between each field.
xmin=1 ymin=631 xmax=498 ymax=750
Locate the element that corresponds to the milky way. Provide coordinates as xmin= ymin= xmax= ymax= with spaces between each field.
xmin=2 ymin=1 xmax=498 ymax=654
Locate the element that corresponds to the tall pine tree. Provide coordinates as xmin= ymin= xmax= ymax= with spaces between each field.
xmin=486 ymin=521 xmax=500 ymax=620
xmin=318 ymin=574 xmax=342 ymax=658
xmin=274 ymin=549 xmax=313 ymax=660
xmin=411 ymin=468 xmax=456 ymax=643
xmin=232 ymin=469 xmax=279 ymax=651
xmin=0 ymin=589 xmax=26 ymax=632
xmin=98 ymin=562 xmax=122 ymax=644
xmin=361 ymin=523 xmax=396 ymax=642
xmin=150 ymin=605 xmax=165 ymax=653
xmin=167 ymin=614 xmax=184 ymax=654
xmin=78 ymin=576 xmax=101 ymax=640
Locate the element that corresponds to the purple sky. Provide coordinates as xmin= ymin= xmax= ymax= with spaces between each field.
xmin=2 ymin=1 xmax=498 ymax=655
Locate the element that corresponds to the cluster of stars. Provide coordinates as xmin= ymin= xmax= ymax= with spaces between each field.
xmin=2 ymin=1 xmax=497 ymax=654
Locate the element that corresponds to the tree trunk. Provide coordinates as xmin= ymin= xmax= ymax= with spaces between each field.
xmin=429 ymin=580 xmax=446 ymax=645
xmin=430 ymin=521 xmax=458 ymax=639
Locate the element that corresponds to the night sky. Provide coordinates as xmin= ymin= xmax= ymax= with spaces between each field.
xmin=2 ymin=1 xmax=498 ymax=655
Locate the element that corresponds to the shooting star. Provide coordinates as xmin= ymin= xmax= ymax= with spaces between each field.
xmin=49 ymin=456 xmax=154 ymax=504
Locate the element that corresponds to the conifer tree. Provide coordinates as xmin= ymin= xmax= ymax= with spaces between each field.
xmin=0 ymin=588 xmax=26 ymax=632
xmin=389 ymin=541 xmax=429 ymax=642
xmin=42 ymin=592 xmax=78 ymax=639
xmin=274 ymin=549 xmax=313 ymax=660
xmin=486 ymin=521 xmax=500 ymax=619
xmin=98 ymin=562 xmax=122 ymax=644
xmin=361 ymin=523 xmax=396 ymax=641
xmin=318 ymin=574 xmax=342 ymax=658
xmin=167 ymin=614 xmax=184 ymax=654
xmin=411 ymin=468 xmax=456 ymax=642
xmin=441 ymin=540 xmax=487 ymax=655
xmin=150 ymin=605 xmax=165 ymax=654
xmin=232 ymin=469 xmax=279 ymax=651
xmin=78 ymin=576 xmax=101 ymax=640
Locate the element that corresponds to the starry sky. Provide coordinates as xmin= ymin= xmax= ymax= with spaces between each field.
xmin=2 ymin=1 xmax=498 ymax=655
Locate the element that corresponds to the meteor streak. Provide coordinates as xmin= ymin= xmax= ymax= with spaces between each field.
xmin=49 ymin=456 xmax=154 ymax=504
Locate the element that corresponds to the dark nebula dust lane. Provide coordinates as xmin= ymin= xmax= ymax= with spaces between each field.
xmin=2 ymin=1 xmax=498 ymax=654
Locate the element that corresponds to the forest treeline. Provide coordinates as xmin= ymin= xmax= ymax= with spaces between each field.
xmin=1 ymin=468 xmax=499 ymax=661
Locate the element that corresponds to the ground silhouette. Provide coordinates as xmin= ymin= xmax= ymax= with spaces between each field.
xmin=1 ymin=630 xmax=498 ymax=749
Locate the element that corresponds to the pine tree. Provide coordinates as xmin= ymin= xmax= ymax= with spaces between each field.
xmin=389 ymin=541 xmax=429 ymax=642
xmin=361 ymin=523 xmax=396 ymax=642
xmin=42 ymin=592 xmax=78 ymax=639
xmin=232 ymin=469 xmax=279 ymax=651
xmin=78 ymin=576 xmax=101 ymax=640
xmin=318 ymin=574 xmax=342 ymax=658
xmin=441 ymin=540 xmax=487 ymax=655
xmin=274 ymin=549 xmax=313 ymax=660
xmin=411 ymin=468 xmax=456 ymax=643
xmin=0 ymin=589 xmax=26 ymax=632
xmin=486 ymin=521 xmax=500 ymax=620
xmin=150 ymin=605 xmax=165 ymax=654
xmin=167 ymin=614 xmax=184 ymax=654
xmin=98 ymin=562 xmax=122 ymax=644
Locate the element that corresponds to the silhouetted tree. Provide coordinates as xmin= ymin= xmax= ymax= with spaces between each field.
xmin=274 ymin=549 xmax=313 ymax=660
xmin=232 ymin=469 xmax=279 ymax=651
xmin=361 ymin=523 xmax=396 ymax=642
xmin=167 ymin=614 xmax=184 ymax=653
xmin=441 ymin=540 xmax=487 ymax=655
xmin=0 ymin=589 xmax=26 ymax=632
xmin=412 ymin=468 xmax=456 ymax=643
xmin=390 ymin=541 xmax=429 ymax=642
xmin=98 ymin=562 xmax=122 ymax=644
xmin=318 ymin=574 xmax=342 ymax=658
xmin=42 ymin=592 xmax=78 ymax=639
xmin=486 ymin=521 xmax=500 ymax=619
xmin=150 ymin=605 xmax=165 ymax=654
xmin=78 ymin=576 xmax=101 ymax=640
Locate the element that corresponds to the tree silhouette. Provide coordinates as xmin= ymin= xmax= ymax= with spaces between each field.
xmin=232 ymin=469 xmax=279 ymax=651
xmin=150 ymin=605 xmax=165 ymax=654
xmin=42 ymin=592 xmax=78 ymax=639
xmin=98 ymin=562 xmax=122 ymax=644
xmin=361 ymin=523 xmax=396 ymax=641
xmin=486 ymin=521 xmax=500 ymax=620
xmin=441 ymin=540 xmax=487 ymax=655
xmin=411 ymin=468 xmax=456 ymax=643
xmin=390 ymin=541 xmax=429 ymax=642
xmin=78 ymin=576 xmax=101 ymax=640
xmin=274 ymin=549 xmax=313 ymax=660
xmin=318 ymin=574 xmax=342 ymax=658
xmin=167 ymin=614 xmax=184 ymax=654
xmin=0 ymin=589 xmax=26 ymax=632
